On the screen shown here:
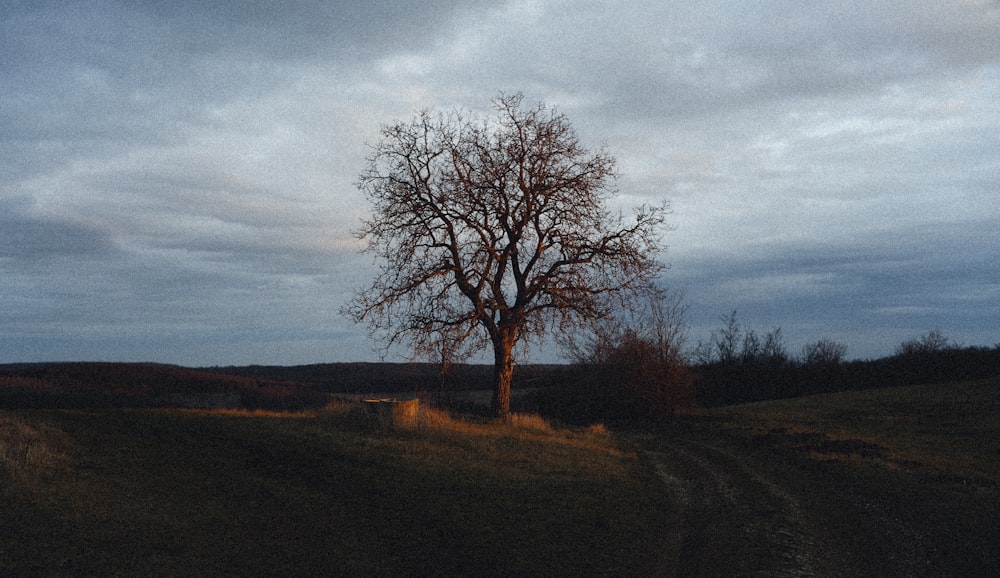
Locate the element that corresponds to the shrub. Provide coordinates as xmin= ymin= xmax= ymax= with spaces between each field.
xmin=896 ymin=330 xmax=955 ymax=356
xmin=801 ymin=339 xmax=848 ymax=366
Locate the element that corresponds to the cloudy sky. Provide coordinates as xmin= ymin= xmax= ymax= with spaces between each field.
xmin=3 ymin=0 xmax=998 ymax=366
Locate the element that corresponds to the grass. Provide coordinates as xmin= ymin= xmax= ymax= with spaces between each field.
xmin=676 ymin=377 xmax=1000 ymax=575
xmin=0 ymin=412 xmax=69 ymax=480
xmin=5 ymin=378 xmax=996 ymax=575
xmin=703 ymin=377 xmax=1000 ymax=483
xmin=0 ymin=403 xmax=674 ymax=577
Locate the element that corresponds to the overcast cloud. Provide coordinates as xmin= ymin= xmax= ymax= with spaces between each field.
xmin=2 ymin=0 xmax=998 ymax=365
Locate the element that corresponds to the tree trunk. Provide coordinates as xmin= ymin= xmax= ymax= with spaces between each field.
xmin=491 ymin=329 xmax=517 ymax=421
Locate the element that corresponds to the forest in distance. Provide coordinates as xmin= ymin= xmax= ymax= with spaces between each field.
xmin=1 ymin=336 xmax=998 ymax=422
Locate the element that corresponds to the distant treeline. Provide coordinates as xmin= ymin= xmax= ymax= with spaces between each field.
xmin=526 ymin=343 xmax=1000 ymax=424
xmin=1 ymin=344 xmax=997 ymax=417
xmin=0 ymin=362 xmax=326 ymax=411
xmin=693 ymin=345 xmax=1000 ymax=407
xmin=205 ymin=362 xmax=564 ymax=394
xmin=0 ymin=361 xmax=562 ymax=411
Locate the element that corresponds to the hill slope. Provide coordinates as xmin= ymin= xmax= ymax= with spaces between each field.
xmin=635 ymin=378 xmax=1000 ymax=575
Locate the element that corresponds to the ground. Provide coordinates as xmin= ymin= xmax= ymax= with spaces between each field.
xmin=631 ymin=410 xmax=999 ymax=576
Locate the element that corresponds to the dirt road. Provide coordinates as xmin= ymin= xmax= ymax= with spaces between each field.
xmin=632 ymin=428 xmax=992 ymax=577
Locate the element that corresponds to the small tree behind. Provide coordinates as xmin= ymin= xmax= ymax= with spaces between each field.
xmin=693 ymin=311 xmax=787 ymax=367
xmin=801 ymin=338 xmax=848 ymax=366
xmin=560 ymin=288 xmax=693 ymax=420
xmin=896 ymin=329 xmax=955 ymax=356
xmin=692 ymin=311 xmax=793 ymax=405
xmin=347 ymin=94 xmax=668 ymax=420
xmin=798 ymin=338 xmax=849 ymax=394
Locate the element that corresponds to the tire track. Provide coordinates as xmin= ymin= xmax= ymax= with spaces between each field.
xmin=637 ymin=436 xmax=843 ymax=577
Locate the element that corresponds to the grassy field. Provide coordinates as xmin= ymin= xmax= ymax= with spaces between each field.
xmin=3 ymin=378 xmax=998 ymax=575
xmin=0 ymin=404 xmax=673 ymax=576
xmin=704 ymin=377 xmax=1000 ymax=484
xmin=667 ymin=377 xmax=1000 ymax=575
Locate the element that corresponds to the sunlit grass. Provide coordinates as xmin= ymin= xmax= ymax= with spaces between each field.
xmin=317 ymin=398 xmax=617 ymax=451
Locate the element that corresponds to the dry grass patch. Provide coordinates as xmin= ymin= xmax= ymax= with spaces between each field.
xmin=506 ymin=411 xmax=554 ymax=432
xmin=319 ymin=399 xmax=615 ymax=451
xmin=0 ymin=411 xmax=69 ymax=480
xmin=413 ymin=406 xmax=620 ymax=462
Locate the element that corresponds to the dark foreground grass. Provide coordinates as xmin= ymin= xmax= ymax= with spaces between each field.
xmin=0 ymin=406 xmax=673 ymax=577
xmin=679 ymin=377 xmax=1000 ymax=575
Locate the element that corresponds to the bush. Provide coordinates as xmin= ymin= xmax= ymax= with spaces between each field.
xmin=553 ymin=290 xmax=697 ymax=424
xmin=801 ymin=339 xmax=848 ymax=366
xmin=895 ymin=330 xmax=955 ymax=357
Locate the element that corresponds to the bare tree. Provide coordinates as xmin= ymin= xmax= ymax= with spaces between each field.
xmin=693 ymin=310 xmax=742 ymax=365
xmin=346 ymin=94 xmax=669 ymax=419
xmin=693 ymin=310 xmax=786 ymax=366
xmin=565 ymin=287 xmax=687 ymax=368
xmin=801 ymin=338 xmax=848 ymax=366
xmin=419 ymin=325 xmax=473 ymax=405
xmin=563 ymin=288 xmax=694 ymax=417
xmin=896 ymin=329 xmax=955 ymax=356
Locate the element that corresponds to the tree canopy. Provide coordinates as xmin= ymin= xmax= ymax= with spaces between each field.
xmin=347 ymin=93 xmax=669 ymax=419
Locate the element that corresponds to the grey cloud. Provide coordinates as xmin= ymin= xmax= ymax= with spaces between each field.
xmin=71 ymin=0 xmax=496 ymax=61
xmin=4 ymin=0 xmax=496 ymax=179
xmin=74 ymin=165 xmax=357 ymax=272
xmin=545 ymin=1 xmax=1000 ymax=119
xmin=727 ymin=1 xmax=1000 ymax=91
xmin=1 ymin=0 xmax=997 ymax=364
xmin=0 ymin=197 xmax=117 ymax=262
xmin=674 ymin=215 xmax=1000 ymax=360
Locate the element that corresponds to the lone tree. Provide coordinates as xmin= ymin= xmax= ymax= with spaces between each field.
xmin=347 ymin=94 xmax=668 ymax=419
